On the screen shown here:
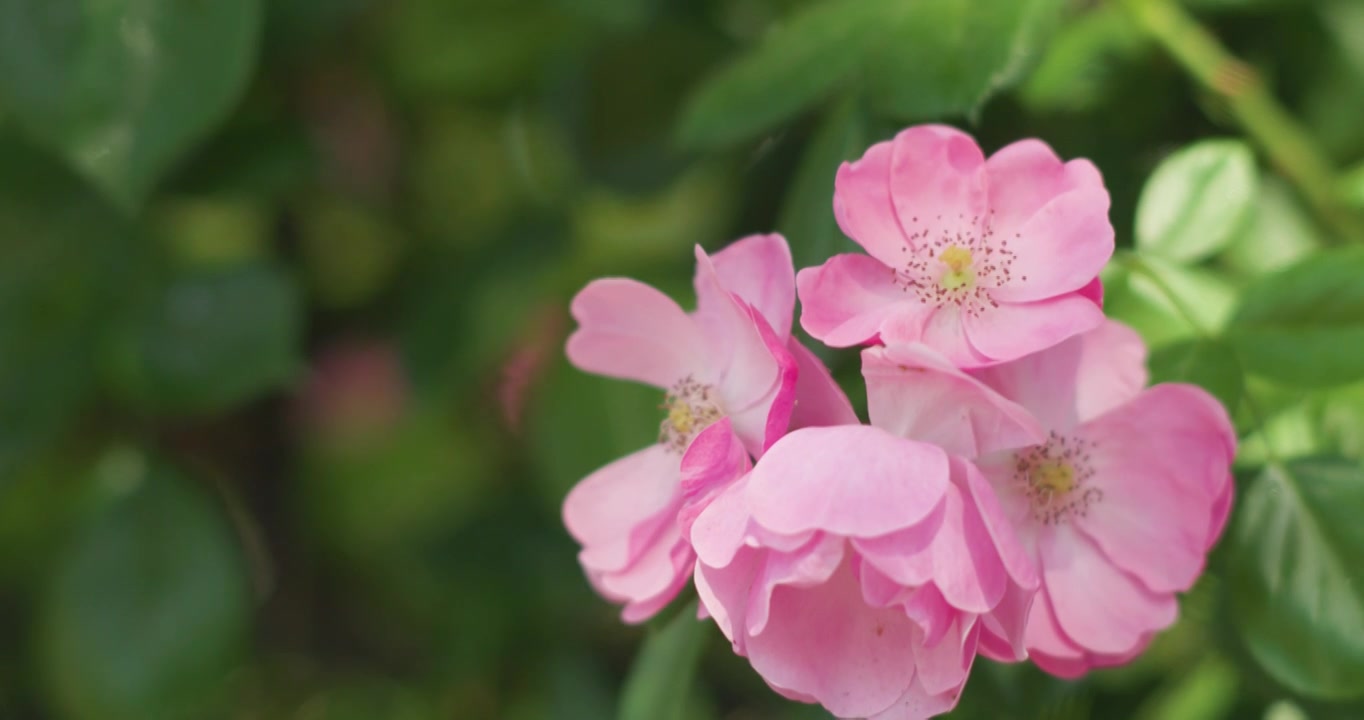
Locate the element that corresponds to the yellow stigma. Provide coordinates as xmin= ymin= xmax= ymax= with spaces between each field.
xmin=667 ymin=402 xmax=695 ymax=435
xmin=938 ymin=245 xmax=976 ymax=290
xmin=1030 ymin=460 xmax=1076 ymax=495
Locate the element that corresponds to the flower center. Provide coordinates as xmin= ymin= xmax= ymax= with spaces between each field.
xmin=658 ymin=375 xmax=723 ymax=453
xmin=891 ymin=211 xmax=1020 ymax=317
xmin=1011 ymin=431 xmax=1101 ymax=525
xmin=938 ymin=245 xmax=976 ymax=291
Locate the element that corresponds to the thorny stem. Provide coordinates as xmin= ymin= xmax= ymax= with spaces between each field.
xmin=1119 ymin=0 xmax=1364 ymax=245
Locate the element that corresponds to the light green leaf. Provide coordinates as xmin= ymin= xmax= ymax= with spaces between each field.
xmin=103 ymin=262 xmax=303 ymax=415
xmin=778 ymin=95 xmax=866 ymax=272
xmin=1229 ymin=248 xmax=1364 ymax=388
xmin=1103 ymin=256 xmax=1238 ymax=348
xmin=618 ymin=601 xmax=708 ymax=720
xmin=0 ymin=0 xmax=263 ymax=210
xmin=1230 ymin=458 xmax=1364 ymax=699
xmin=40 ymin=453 xmax=251 ymax=719
xmin=1222 ymin=179 xmax=1323 ymax=277
xmin=864 ymin=0 xmax=1066 ymax=122
xmin=1135 ymin=139 xmax=1258 ymax=263
xmin=1147 ymin=339 xmax=1243 ymax=413
xmin=676 ymin=0 xmax=888 ymax=149
xmin=1342 ymin=161 xmax=1364 ymax=210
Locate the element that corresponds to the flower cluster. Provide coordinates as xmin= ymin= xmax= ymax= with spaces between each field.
xmin=561 ymin=125 xmax=1236 ymax=718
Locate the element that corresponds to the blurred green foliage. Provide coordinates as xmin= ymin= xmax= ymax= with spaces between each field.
xmin=1 ymin=0 xmax=1364 ymax=719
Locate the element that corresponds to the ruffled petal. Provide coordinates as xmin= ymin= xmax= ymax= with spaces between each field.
xmin=863 ymin=344 xmax=1044 ymax=457
xmin=834 ymin=139 xmax=912 ymax=266
xmin=867 ymin=674 xmax=963 ymax=720
xmin=977 ymin=579 xmax=1035 ymax=662
xmin=921 ymin=303 xmax=990 ymax=367
xmin=703 ymin=234 xmax=796 ymax=340
xmin=796 ymin=254 xmax=928 ymax=348
xmin=563 ymin=444 xmax=681 ymax=572
xmin=746 ymin=533 xmax=846 ymax=635
xmin=971 ymin=319 xmax=1146 ymax=432
xmin=744 ymin=557 xmax=920 ymax=719
xmin=678 ymin=419 xmax=750 ymax=540
xmin=787 ymin=337 xmax=860 ymax=430
xmin=747 ymin=426 xmax=950 ymax=538
xmin=927 ymin=482 xmax=1007 ymax=614
xmin=963 ymin=291 xmax=1104 ymax=367
xmin=1074 ymin=384 xmax=1236 ymax=593
xmin=566 ymin=278 xmax=707 ymax=388
xmin=1039 ymin=523 xmax=1178 ymax=656
xmin=989 ymin=187 xmax=1114 ymax=303
xmin=695 ymin=246 xmax=792 ymax=457
xmin=887 ymin=125 xmax=989 ymax=255
xmin=984 ymin=139 xmax=1104 ymax=235
xmin=695 ymin=545 xmax=761 ymax=654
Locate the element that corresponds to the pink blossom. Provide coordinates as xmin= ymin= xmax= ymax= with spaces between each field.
xmin=691 ymin=425 xmax=1037 ymax=719
xmin=863 ymin=321 xmax=1235 ymax=674
xmin=797 ymin=124 xmax=1113 ymax=367
xmin=562 ymin=234 xmax=853 ymax=621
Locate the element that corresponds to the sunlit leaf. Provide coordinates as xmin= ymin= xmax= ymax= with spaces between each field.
xmin=1148 ymin=339 xmax=1244 ymax=413
xmin=1135 ymin=140 xmax=1258 ymax=263
xmin=1231 ymin=458 xmax=1364 ymax=699
xmin=1230 ymin=248 xmax=1364 ymax=388
xmin=0 ymin=0 xmax=263 ymax=209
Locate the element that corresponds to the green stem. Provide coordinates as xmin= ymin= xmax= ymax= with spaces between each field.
xmin=1119 ymin=0 xmax=1364 ymax=245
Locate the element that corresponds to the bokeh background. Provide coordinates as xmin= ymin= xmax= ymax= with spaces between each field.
xmin=3 ymin=0 xmax=1364 ymax=718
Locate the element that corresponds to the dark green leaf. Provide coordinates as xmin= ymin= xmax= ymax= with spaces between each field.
xmin=1135 ymin=140 xmax=1258 ymax=263
xmin=1229 ymin=248 xmax=1364 ymax=388
xmin=1230 ymin=458 xmax=1364 ymax=699
xmin=40 ymin=453 xmax=251 ymax=719
xmin=863 ymin=0 xmax=1066 ymax=122
xmin=0 ymin=136 xmax=139 ymax=484
xmin=618 ymin=601 xmax=708 ymax=720
xmin=104 ymin=262 xmax=303 ymax=415
xmin=0 ymin=0 xmax=263 ymax=209
xmin=1148 ymin=339 xmax=1244 ymax=414
xmin=676 ymin=0 xmax=891 ymax=149
xmin=778 ymin=94 xmax=866 ymax=272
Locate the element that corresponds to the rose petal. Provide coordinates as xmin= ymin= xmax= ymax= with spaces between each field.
xmin=796 ymin=254 xmax=927 ymax=348
xmin=566 ymin=278 xmax=708 ymax=387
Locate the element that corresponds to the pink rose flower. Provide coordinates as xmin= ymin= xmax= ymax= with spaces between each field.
xmin=691 ymin=425 xmax=1037 ymax=719
xmin=562 ymin=234 xmax=853 ymax=621
xmin=863 ymin=321 xmax=1235 ymax=675
xmin=797 ymin=124 xmax=1113 ymax=367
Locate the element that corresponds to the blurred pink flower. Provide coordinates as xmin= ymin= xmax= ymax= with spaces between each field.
xmin=562 ymin=234 xmax=852 ymax=622
xmin=863 ymin=321 xmax=1235 ymax=675
xmin=691 ymin=425 xmax=1036 ymax=719
xmin=797 ymin=125 xmax=1112 ymax=367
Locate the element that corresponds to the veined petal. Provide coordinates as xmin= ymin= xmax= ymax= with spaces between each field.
xmin=834 ymin=139 xmax=912 ymax=265
xmin=566 ymin=278 xmax=707 ymax=388
xmin=787 ymin=337 xmax=859 ymax=431
xmin=1039 ymin=523 xmax=1178 ymax=656
xmin=747 ymin=426 xmax=950 ymax=538
xmin=989 ymin=187 xmax=1114 ymax=303
xmin=887 ymin=125 xmax=989 ymax=254
xmin=703 ymin=234 xmax=796 ymax=340
xmin=863 ymin=344 xmax=1044 ymax=457
xmin=796 ymin=254 xmax=928 ymax=348
xmin=563 ymin=444 xmax=681 ymax=572
xmin=963 ymin=292 xmax=1104 ymax=368
xmin=1074 ymin=384 xmax=1236 ymax=593
xmin=745 ymin=558 xmax=920 ymax=719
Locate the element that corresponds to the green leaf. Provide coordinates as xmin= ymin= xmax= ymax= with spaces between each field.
xmin=1229 ymin=248 xmax=1364 ymax=388
xmin=1342 ymin=161 xmax=1364 ymax=210
xmin=0 ymin=0 xmax=263 ymax=210
xmin=40 ymin=452 xmax=251 ymax=719
xmin=778 ymin=94 xmax=866 ymax=272
xmin=1135 ymin=140 xmax=1258 ymax=263
xmin=1230 ymin=458 xmax=1364 ymax=699
xmin=618 ymin=601 xmax=708 ymax=720
xmin=864 ymin=0 xmax=1066 ymax=122
xmin=1222 ymin=179 xmax=1323 ymax=278
xmin=675 ymin=0 xmax=888 ymax=149
xmin=1148 ymin=339 xmax=1244 ymax=413
xmin=1020 ymin=5 xmax=1150 ymax=112
xmin=678 ymin=0 xmax=1065 ymax=147
xmin=104 ymin=262 xmax=303 ymax=415
xmin=0 ymin=136 xmax=140 ymax=484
